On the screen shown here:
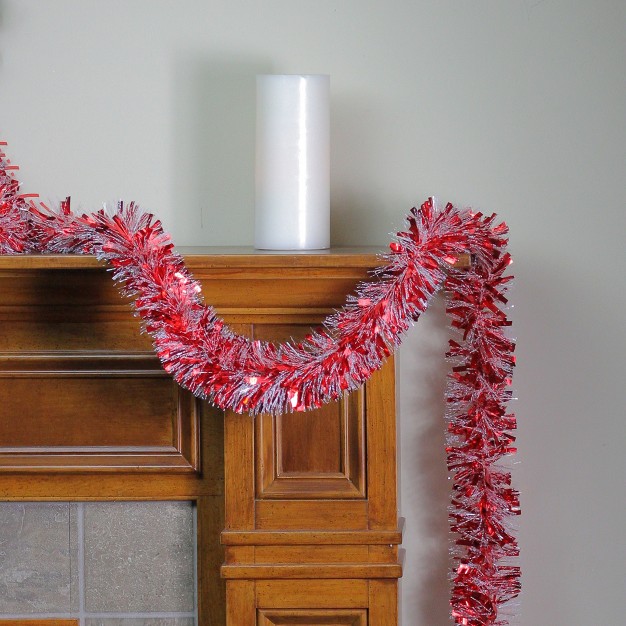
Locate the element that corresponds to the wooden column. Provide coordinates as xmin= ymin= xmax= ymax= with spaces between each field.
xmin=197 ymin=249 xmax=403 ymax=625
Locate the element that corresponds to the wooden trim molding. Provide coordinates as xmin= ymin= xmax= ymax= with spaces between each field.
xmin=257 ymin=609 xmax=367 ymax=625
xmin=256 ymin=389 xmax=366 ymax=500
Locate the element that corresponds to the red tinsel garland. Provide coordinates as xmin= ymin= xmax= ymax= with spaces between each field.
xmin=0 ymin=143 xmax=520 ymax=625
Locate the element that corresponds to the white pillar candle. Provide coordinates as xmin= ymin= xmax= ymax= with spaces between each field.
xmin=255 ymin=74 xmax=330 ymax=250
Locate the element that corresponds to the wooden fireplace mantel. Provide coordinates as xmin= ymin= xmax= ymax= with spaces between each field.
xmin=0 ymin=248 xmax=407 ymax=625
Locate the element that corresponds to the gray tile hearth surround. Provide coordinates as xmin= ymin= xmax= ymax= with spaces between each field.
xmin=0 ymin=501 xmax=197 ymax=626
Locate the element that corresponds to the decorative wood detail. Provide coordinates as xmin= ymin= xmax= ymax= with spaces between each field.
xmin=253 ymin=544 xmax=369 ymax=563
xmin=0 ymin=356 xmax=200 ymax=473
xmin=258 ymin=609 xmax=367 ymax=626
xmin=0 ymin=262 xmax=201 ymax=473
xmin=256 ymin=390 xmax=366 ymax=500
xmin=226 ymin=580 xmax=256 ymax=626
xmin=255 ymin=579 xmax=369 ymax=609
xmin=221 ymin=523 xmax=404 ymax=546
xmin=0 ymin=399 xmax=221 ymax=499
xmin=364 ymin=362 xmax=398 ymax=530
xmin=254 ymin=500 xmax=369 ymax=531
xmin=369 ymin=580 xmax=398 ymax=626
xmin=222 ymin=562 xmax=402 ymax=579
xmin=252 ymin=322 xmax=366 ymax=500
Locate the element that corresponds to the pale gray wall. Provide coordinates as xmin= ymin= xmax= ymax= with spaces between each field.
xmin=2 ymin=1 xmax=625 ymax=624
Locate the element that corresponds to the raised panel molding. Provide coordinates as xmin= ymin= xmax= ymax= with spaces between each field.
xmin=0 ymin=262 xmax=201 ymax=474
xmin=0 ymin=353 xmax=201 ymax=472
xmin=257 ymin=609 xmax=367 ymax=625
xmin=256 ymin=389 xmax=366 ymax=500
xmin=252 ymin=322 xmax=366 ymax=501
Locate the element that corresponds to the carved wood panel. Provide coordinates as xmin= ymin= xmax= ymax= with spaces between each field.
xmin=0 ymin=266 xmax=201 ymax=473
xmin=253 ymin=324 xmax=366 ymax=500
xmin=0 ymin=357 xmax=200 ymax=472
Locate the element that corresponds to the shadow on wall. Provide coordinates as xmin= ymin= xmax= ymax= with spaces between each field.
xmin=170 ymin=53 xmax=272 ymax=246
xmin=0 ymin=0 xmax=5 ymax=69
xmin=331 ymin=92 xmax=407 ymax=247
xmin=0 ymin=0 xmax=20 ymax=70
xmin=398 ymin=295 xmax=454 ymax=625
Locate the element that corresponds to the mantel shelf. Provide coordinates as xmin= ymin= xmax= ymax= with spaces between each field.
xmin=0 ymin=247 xmax=470 ymax=270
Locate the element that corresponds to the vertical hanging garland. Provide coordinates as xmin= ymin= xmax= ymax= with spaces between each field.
xmin=0 ymin=143 xmax=520 ymax=625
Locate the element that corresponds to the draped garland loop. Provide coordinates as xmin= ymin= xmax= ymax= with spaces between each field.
xmin=0 ymin=143 xmax=520 ymax=625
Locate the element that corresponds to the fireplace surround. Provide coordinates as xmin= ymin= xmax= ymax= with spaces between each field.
xmin=0 ymin=248 xmax=403 ymax=625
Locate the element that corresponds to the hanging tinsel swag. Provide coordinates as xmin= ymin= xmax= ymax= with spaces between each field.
xmin=0 ymin=142 xmax=520 ymax=625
